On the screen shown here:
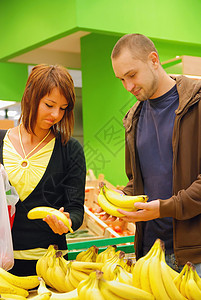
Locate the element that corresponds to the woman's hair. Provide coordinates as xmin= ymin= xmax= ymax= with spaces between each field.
xmin=20 ymin=64 xmax=75 ymax=144
xmin=111 ymin=33 xmax=159 ymax=62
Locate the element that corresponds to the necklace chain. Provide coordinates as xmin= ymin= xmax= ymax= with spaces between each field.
xmin=18 ymin=124 xmax=51 ymax=159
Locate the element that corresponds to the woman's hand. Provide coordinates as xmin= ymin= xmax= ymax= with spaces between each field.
xmin=117 ymin=200 xmax=160 ymax=222
xmin=43 ymin=207 xmax=72 ymax=235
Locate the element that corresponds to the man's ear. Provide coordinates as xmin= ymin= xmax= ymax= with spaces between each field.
xmin=148 ymin=51 xmax=160 ymax=68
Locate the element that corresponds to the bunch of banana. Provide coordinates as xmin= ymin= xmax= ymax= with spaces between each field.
xmin=101 ymin=251 xmax=125 ymax=280
xmin=77 ymin=270 xmax=104 ymax=300
xmin=123 ymin=258 xmax=135 ymax=273
xmin=174 ymin=261 xmax=201 ymax=299
xmin=27 ymin=206 xmax=73 ymax=233
xmin=132 ymin=238 xmax=186 ymax=299
xmin=36 ymin=245 xmax=58 ymax=283
xmin=76 ymin=245 xmax=98 ymax=262
xmin=0 ymin=264 xmax=41 ymax=298
xmin=113 ymin=265 xmax=133 ymax=285
xmin=97 ymin=183 xmax=148 ymax=218
xmin=38 ymin=278 xmax=79 ymax=300
xmin=96 ymin=245 xmax=117 ymax=263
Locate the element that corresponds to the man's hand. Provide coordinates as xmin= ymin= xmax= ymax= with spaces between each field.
xmin=117 ymin=200 xmax=160 ymax=222
xmin=43 ymin=207 xmax=72 ymax=235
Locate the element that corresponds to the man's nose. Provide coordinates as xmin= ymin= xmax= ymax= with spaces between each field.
xmin=125 ymin=80 xmax=135 ymax=92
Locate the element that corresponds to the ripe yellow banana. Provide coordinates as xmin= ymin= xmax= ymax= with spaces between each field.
xmin=0 ymin=276 xmax=29 ymax=297
xmin=148 ymin=240 xmax=170 ymax=300
xmin=123 ymin=258 xmax=134 ymax=273
xmin=160 ymin=248 xmax=187 ymax=300
xmin=0 ymin=267 xmax=39 ymax=290
xmin=103 ymin=184 xmax=148 ymax=208
xmin=38 ymin=278 xmax=79 ymax=300
xmin=97 ymin=188 xmax=134 ymax=218
xmin=194 ymin=266 xmax=201 ymax=290
xmin=0 ymin=294 xmax=27 ymax=300
xmin=102 ymin=279 xmax=154 ymax=300
xmin=36 ymin=245 xmax=58 ymax=278
xmin=102 ymin=251 xmax=125 ymax=280
xmin=113 ymin=265 xmax=133 ymax=285
xmin=76 ymin=246 xmax=98 ymax=262
xmin=51 ymin=254 xmax=67 ymax=292
xmin=70 ymin=268 xmax=89 ymax=283
xmin=99 ymin=279 xmax=125 ymax=299
xmin=27 ymin=206 xmax=73 ymax=233
xmin=30 ymin=292 xmax=52 ymax=300
xmin=185 ymin=263 xmax=201 ymax=300
xmin=96 ymin=245 xmax=117 ymax=263
xmin=77 ymin=271 xmax=104 ymax=300
xmin=132 ymin=239 xmax=159 ymax=289
xmin=70 ymin=261 xmax=103 ymax=274
xmin=174 ymin=263 xmax=188 ymax=291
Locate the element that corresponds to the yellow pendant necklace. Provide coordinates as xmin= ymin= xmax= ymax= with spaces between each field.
xmin=18 ymin=124 xmax=51 ymax=168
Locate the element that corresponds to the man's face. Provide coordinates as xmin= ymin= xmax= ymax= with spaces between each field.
xmin=112 ymin=49 xmax=159 ymax=101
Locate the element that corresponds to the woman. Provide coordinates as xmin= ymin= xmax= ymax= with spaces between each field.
xmin=0 ymin=64 xmax=86 ymax=275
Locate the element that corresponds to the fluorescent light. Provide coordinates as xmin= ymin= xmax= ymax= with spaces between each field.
xmin=0 ymin=100 xmax=16 ymax=109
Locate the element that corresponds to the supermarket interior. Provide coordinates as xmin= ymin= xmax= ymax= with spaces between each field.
xmin=0 ymin=1 xmax=201 ymax=299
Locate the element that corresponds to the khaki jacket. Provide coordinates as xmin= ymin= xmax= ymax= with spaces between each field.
xmin=123 ymin=75 xmax=201 ymax=265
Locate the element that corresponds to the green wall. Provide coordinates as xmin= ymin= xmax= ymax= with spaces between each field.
xmin=81 ymin=33 xmax=135 ymax=186
xmin=0 ymin=62 xmax=28 ymax=101
xmin=1 ymin=0 xmax=201 ymax=61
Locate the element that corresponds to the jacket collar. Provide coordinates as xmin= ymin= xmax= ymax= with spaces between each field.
xmin=123 ymin=75 xmax=201 ymax=133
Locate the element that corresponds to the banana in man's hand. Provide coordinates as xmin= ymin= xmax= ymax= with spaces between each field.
xmin=103 ymin=183 xmax=148 ymax=208
xmin=27 ymin=206 xmax=73 ymax=233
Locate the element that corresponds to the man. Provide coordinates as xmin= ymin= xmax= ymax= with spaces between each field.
xmin=111 ymin=33 xmax=201 ymax=274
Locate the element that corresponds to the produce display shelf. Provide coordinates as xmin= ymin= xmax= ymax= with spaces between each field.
xmin=67 ymin=235 xmax=135 ymax=260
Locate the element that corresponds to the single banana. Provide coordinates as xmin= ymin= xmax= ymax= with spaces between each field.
xmin=160 ymin=248 xmax=187 ymax=300
xmin=148 ymin=240 xmax=170 ymax=300
xmin=0 ymin=276 xmax=29 ymax=297
xmin=140 ymin=252 xmax=154 ymax=294
xmin=132 ymin=238 xmax=159 ymax=289
xmin=102 ymin=251 xmax=125 ymax=280
xmin=97 ymin=188 xmax=134 ymax=218
xmin=68 ymin=269 xmax=80 ymax=289
xmin=0 ymin=267 xmax=39 ymax=290
xmin=70 ymin=268 xmax=89 ymax=283
xmin=101 ymin=279 xmax=154 ymax=300
xmin=99 ymin=279 xmax=125 ymax=299
xmin=51 ymin=253 xmax=67 ymax=292
xmin=38 ymin=278 xmax=79 ymax=300
xmin=30 ymin=292 xmax=52 ymax=300
xmin=27 ymin=206 xmax=73 ymax=233
xmin=103 ymin=184 xmax=148 ymax=208
xmin=113 ymin=265 xmax=133 ymax=285
xmin=160 ymin=248 xmax=178 ymax=280
xmin=185 ymin=262 xmax=201 ymax=300
xmin=194 ymin=265 xmax=201 ymax=290
xmin=96 ymin=245 xmax=117 ymax=263
xmin=65 ymin=265 xmax=75 ymax=292
xmin=174 ymin=264 xmax=188 ymax=291
xmin=179 ymin=267 xmax=188 ymax=298
xmin=44 ymin=252 xmax=56 ymax=288
xmin=77 ymin=271 xmax=104 ymax=300
xmin=70 ymin=261 xmax=103 ymax=274
xmin=0 ymin=294 xmax=27 ymax=300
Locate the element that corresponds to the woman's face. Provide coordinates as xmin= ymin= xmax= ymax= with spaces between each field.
xmin=35 ymin=87 xmax=68 ymax=131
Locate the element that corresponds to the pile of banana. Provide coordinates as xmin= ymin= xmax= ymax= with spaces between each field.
xmin=97 ymin=182 xmax=148 ymax=217
xmin=174 ymin=261 xmax=201 ymax=299
xmin=0 ymin=265 xmax=50 ymax=300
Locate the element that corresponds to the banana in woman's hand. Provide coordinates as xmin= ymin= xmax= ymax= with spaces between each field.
xmin=27 ymin=206 xmax=73 ymax=233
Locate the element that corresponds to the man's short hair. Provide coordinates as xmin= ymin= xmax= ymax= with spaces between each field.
xmin=111 ymin=33 xmax=159 ymax=62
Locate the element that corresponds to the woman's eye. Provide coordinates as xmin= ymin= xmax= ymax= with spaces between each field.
xmin=60 ymin=107 xmax=66 ymax=111
xmin=45 ymin=103 xmax=52 ymax=108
